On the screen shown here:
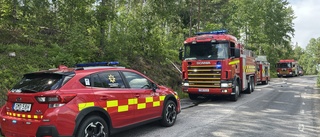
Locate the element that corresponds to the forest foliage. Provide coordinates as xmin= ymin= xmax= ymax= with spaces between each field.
xmin=0 ymin=0 xmax=319 ymax=104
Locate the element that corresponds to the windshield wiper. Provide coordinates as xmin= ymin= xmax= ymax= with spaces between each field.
xmin=185 ymin=57 xmax=196 ymax=60
xmin=21 ymin=88 xmax=38 ymax=93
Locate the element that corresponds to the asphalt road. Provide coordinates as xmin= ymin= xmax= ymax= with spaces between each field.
xmin=114 ymin=75 xmax=320 ymax=137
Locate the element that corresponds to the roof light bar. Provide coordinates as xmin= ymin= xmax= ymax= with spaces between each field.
xmin=196 ymin=29 xmax=228 ymax=35
xmin=76 ymin=61 xmax=119 ymax=67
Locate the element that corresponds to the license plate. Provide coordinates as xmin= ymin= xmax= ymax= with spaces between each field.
xmin=198 ymin=89 xmax=209 ymax=92
xmin=13 ymin=103 xmax=32 ymax=112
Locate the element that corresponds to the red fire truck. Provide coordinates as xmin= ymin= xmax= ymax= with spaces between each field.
xmin=276 ymin=59 xmax=299 ymax=77
xmin=179 ymin=30 xmax=256 ymax=101
xmin=255 ymin=56 xmax=270 ymax=85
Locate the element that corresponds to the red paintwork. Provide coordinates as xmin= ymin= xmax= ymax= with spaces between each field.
xmin=0 ymin=67 xmax=181 ymax=136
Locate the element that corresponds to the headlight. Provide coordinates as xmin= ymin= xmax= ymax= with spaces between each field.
xmin=221 ymin=83 xmax=232 ymax=88
xmin=183 ymin=82 xmax=189 ymax=86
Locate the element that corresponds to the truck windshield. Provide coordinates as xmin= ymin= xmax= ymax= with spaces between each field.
xmin=184 ymin=42 xmax=229 ymax=60
xmin=277 ymin=63 xmax=292 ymax=68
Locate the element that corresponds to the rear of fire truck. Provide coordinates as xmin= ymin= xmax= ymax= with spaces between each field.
xmin=256 ymin=56 xmax=270 ymax=85
xmin=276 ymin=59 xmax=299 ymax=77
xmin=179 ymin=30 xmax=256 ymax=101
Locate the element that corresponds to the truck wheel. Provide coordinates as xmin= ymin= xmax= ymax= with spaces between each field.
xmin=230 ymin=81 xmax=240 ymax=101
xmin=188 ymin=93 xmax=198 ymax=100
xmin=262 ymin=79 xmax=268 ymax=85
xmin=251 ymin=78 xmax=255 ymax=92
xmin=160 ymin=100 xmax=177 ymax=127
xmin=245 ymin=79 xmax=252 ymax=94
xmin=76 ymin=116 xmax=109 ymax=137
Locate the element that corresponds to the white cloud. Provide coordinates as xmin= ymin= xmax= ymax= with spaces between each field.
xmin=289 ymin=0 xmax=320 ymax=49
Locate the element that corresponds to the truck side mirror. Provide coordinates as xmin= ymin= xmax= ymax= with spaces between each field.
xmin=234 ymin=48 xmax=240 ymax=58
xmin=179 ymin=47 xmax=183 ymax=60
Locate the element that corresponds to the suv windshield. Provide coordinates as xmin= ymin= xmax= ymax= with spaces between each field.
xmin=184 ymin=42 xmax=229 ymax=60
xmin=11 ymin=73 xmax=69 ymax=93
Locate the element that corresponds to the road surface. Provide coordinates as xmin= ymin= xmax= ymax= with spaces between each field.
xmin=114 ymin=75 xmax=320 ymax=137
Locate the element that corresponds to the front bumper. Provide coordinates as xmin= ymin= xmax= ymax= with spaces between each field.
xmin=182 ymin=87 xmax=233 ymax=95
xmin=277 ymin=74 xmax=293 ymax=77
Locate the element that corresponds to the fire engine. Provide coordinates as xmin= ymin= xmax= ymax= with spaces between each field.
xmin=255 ymin=56 xmax=270 ymax=85
xmin=179 ymin=30 xmax=256 ymax=101
xmin=276 ymin=59 xmax=299 ymax=77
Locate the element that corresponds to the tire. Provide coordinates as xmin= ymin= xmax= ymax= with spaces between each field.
xmin=230 ymin=81 xmax=240 ymax=101
xmin=245 ymin=79 xmax=252 ymax=94
xmin=261 ymin=79 xmax=268 ymax=85
xmin=188 ymin=93 xmax=198 ymax=100
xmin=251 ymin=78 xmax=255 ymax=92
xmin=76 ymin=116 xmax=109 ymax=137
xmin=160 ymin=100 xmax=177 ymax=127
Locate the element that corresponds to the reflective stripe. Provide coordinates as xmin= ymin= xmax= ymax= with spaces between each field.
xmin=146 ymin=97 xmax=153 ymax=103
xmin=118 ymin=105 xmax=129 ymax=112
xmin=107 ymin=100 xmax=118 ymax=107
xmin=153 ymin=101 xmax=160 ymax=107
xmin=78 ymin=102 xmax=95 ymax=111
xmin=128 ymin=98 xmax=138 ymax=105
xmin=138 ymin=103 xmax=146 ymax=109
xmin=160 ymin=96 xmax=165 ymax=101
xmin=6 ymin=112 xmax=43 ymax=120
xmin=244 ymin=65 xmax=256 ymax=73
xmin=229 ymin=59 xmax=240 ymax=65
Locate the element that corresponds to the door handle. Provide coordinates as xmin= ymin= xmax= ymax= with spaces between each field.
xmin=100 ymin=96 xmax=108 ymax=100
xmin=135 ymin=94 xmax=140 ymax=98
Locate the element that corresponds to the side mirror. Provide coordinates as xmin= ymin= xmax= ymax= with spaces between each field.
xmin=179 ymin=47 xmax=183 ymax=60
xmin=234 ymin=48 xmax=240 ymax=58
xmin=151 ymin=83 xmax=158 ymax=92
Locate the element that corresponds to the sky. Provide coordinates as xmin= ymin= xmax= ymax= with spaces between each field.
xmin=288 ymin=0 xmax=320 ymax=49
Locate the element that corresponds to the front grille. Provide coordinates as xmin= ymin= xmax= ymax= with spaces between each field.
xmin=187 ymin=65 xmax=221 ymax=88
xmin=280 ymin=70 xmax=289 ymax=74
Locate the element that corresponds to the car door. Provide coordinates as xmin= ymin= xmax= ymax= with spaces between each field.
xmin=88 ymin=71 xmax=136 ymax=128
xmin=121 ymin=71 xmax=162 ymax=123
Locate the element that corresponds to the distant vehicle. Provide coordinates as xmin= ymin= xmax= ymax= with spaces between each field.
xmin=256 ymin=56 xmax=270 ymax=85
xmin=276 ymin=59 xmax=299 ymax=77
xmin=0 ymin=62 xmax=180 ymax=137
xmin=179 ymin=29 xmax=256 ymax=101
xmin=297 ymin=65 xmax=304 ymax=76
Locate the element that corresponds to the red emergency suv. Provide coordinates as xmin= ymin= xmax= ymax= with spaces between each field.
xmin=0 ymin=62 xmax=181 ymax=137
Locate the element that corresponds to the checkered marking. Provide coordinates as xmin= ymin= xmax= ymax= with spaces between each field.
xmin=78 ymin=95 xmax=166 ymax=112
